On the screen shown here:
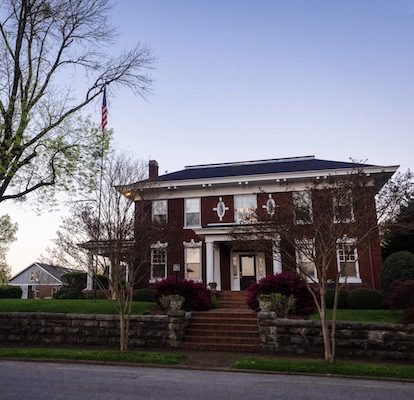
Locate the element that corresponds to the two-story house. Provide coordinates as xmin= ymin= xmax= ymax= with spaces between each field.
xmin=123 ymin=156 xmax=398 ymax=291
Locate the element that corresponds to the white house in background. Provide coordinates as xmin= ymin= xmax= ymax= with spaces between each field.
xmin=8 ymin=263 xmax=75 ymax=299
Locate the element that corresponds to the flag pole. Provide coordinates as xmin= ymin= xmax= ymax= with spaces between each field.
xmin=95 ymin=84 xmax=108 ymax=301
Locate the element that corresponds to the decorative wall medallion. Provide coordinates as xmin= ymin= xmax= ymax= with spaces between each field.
xmin=262 ymin=194 xmax=277 ymax=216
xmin=213 ymin=197 xmax=229 ymax=221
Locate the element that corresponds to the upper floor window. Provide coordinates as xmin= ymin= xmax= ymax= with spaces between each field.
xmin=295 ymin=240 xmax=317 ymax=280
xmin=184 ymin=198 xmax=201 ymax=227
xmin=234 ymin=194 xmax=257 ymax=223
xmin=337 ymin=241 xmax=360 ymax=283
xmin=292 ymin=191 xmax=313 ymax=224
xmin=152 ymin=200 xmax=168 ymax=223
xmin=333 ymin=190 xmax=354 ymax=223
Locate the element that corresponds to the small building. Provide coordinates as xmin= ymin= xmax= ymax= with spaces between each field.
xmin=8 ymin=263 xmax=75 ymax=299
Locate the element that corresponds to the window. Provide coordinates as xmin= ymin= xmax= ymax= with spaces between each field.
xmin=295 ymin=240 xmax=317 ymax=280
xmin=151 ymin=245 xmax=167 ymax=280
xmin=292 ymin=191 xmax=313 ymax=224
xmin=185 ymin=246 xmax=202 ymax=281
xmin=234 ymin=194 xmax=257 ymax=223
xmin=184 ymin=198 xmax=201 ymax=227
xmin=152 ymin=200 xmax=168 ymax=223
xmin=337 ymin=242 xmax=360 ymax=283
xmin=333 ymin=190 xmax=354 ymax=223
xmin=30 ymin=271 xmax=40 ymax=282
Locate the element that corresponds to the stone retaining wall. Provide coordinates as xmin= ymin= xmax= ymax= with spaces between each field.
xmin=0 ymin=311 xmax=190 ymax=349
xmin=258 ymin=312 xmax=414 ymax=360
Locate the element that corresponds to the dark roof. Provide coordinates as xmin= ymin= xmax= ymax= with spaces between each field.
xmin=36 ymin=263 xmax=76 ymax=280
xmin=156 ymin=156 xmax=377 ymax=182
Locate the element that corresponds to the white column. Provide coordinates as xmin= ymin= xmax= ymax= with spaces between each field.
xmin=213 ymin=244 xmax=221 ymax=291
xmin=272 ymin=238 xmax=282 ymax=274
xmin=86 ymin=253 xmax=94 ymax=290
xmin=206 ymin=241 xmax=215 ymax=285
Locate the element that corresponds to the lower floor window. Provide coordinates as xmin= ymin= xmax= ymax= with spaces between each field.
xmin=337 ymin=242 xmax=360 ymax=282
xmin=185 ymin=247 xmax=201 ymax=281
xmin=295 ymin=240 xmax=317 ymax=280
xmin=151 ymin=248 xmax=167 ymax=279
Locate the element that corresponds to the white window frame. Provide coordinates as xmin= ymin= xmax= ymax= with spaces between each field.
xmin=150 ymin=241 xmax=168 ymax=281
xmin=184 ymin=240 xmax=202 ymax=281
xmin=234 ymin=194 xmax=257 ymax=224
xmin=184 ymin=198 xmax=201 ymax=228
xmin=295 ymin=239 xmax=318 ymax=282
xmin=292 ymin=191 xmax=313 ymax=224
xmin=152 ymin=200 xmax=168 ymax=223
xmin=336 ymin=239 xmax=361 ymax=283
xmin=333 ymin=190 xmax=355 ymax=223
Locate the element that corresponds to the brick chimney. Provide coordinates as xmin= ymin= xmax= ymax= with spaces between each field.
xmin=148 ymin=160 xmax=159 ymax=180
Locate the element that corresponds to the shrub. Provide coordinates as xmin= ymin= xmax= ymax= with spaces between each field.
xmin=387 ymin=280 xmax=414 ymax=324
xmin=325 ymin=289 xmax=348 ymax=309
xmin=151 ymin=278 xmax=212 ymax=311
xmin=61 ymin=272 xmax=87 ymax=292
xmin=269 ymin=292 xmax=296 ymax=318
xmin=133 ymin=288 xmax=156 ymax=302
xmin=0 ymin=285 xmax=22 ymax=298
xmin=381 ymin=251 xmax=414 ymax=291
xmin=346 ymin=288 xmax=385 ymax=309
xmin=82 ymin=290 xmax=108 ymax=300
xmin=246 ymin=272 xmax=314 ymax=315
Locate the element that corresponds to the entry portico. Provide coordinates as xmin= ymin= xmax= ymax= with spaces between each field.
xmin=194 ymin=226 xmax=282 ymax=291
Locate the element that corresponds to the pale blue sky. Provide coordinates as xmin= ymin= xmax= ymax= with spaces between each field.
xmin=5 ymin=0 xmax=414 ymax=274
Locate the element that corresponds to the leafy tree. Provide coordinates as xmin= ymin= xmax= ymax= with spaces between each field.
xmin=0 ymin=214 xmax=18 ymax=284
xmin=0 ymin=0 xmax=154 ymax=204
xmin=382 ymin=198 xmax=414 ymax=258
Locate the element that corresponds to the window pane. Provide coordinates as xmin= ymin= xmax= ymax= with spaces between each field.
xmin=340 ymin=261 xmax=357 ymax=277
xmin=234 ymin=195 xmax=257 ymax=223
xmin=185 ymin=199 xmax=200 ymax=226
xmin=152 ymin=200 xmax=167 ymax=222
xmin=151 ymin=248 xmax=167 ymax=279
xmin=185 ymin=199 xmax=200 ymax=213
xmin=293 ymin=191 xmax=313 ymax=224
xmin=186 ymin=248 xmax=201 ymax=280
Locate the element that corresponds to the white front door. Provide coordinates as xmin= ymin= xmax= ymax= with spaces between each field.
xmin=230 ymin=252 xmax=266 ymax=291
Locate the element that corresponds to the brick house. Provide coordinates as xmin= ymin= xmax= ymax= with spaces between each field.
xmin=122 ymin=156 xmax=398 ymax=291
xmin=8 ymin=263 xmax=75 ymax=299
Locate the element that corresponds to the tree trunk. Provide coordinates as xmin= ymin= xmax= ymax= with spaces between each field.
xmin=319 ymin=290 xmax=335 ymax=363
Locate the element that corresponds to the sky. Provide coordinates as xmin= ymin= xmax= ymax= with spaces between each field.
xmin=4 ymin=0 xmax=414 ymax=275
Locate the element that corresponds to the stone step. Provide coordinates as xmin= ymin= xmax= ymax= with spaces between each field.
xmin=181 ymin=342 xmax=260 ymax=353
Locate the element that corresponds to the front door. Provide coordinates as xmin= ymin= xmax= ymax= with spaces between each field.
xmin=239 ymin=255 xmax=256 ymax=290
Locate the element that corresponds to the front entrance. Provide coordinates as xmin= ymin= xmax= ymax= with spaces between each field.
xmin=239 ymin=255 xmax=256 ymax=290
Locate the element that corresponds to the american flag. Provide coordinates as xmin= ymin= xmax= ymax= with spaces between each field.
xmin=101 ymin=85 xmax=108 ymax=132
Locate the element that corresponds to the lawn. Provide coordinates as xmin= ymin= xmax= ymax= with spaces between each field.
xmin=233 ymin=357 xmax=414 ymax=380
xmin=0 ymin=299 xmax=155 ymax=315
xmin=310 ymin=309 xmax=404 ymax=324
xmin=0 ymin=347 xmax=184 ymax=365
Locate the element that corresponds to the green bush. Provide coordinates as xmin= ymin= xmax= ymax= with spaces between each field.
xmin=325 ymin=289 xmax=348 ymax=309
xmin=347 ymin=288 xmax=385 ymax=309
xmin=61 ymin=272 xmax=87 ymax=292
xmin=381 ymin=251 xmax=414 ymax=291
xmin=0 ymin=285 xmax=22 ymax=298
xmin=132 ymin=288 xmax=156 ymax=302
xmin=82 ymin=290 xmax=108 ymax=300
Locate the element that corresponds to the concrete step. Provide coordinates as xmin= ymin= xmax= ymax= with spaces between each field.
xmin=183 ymin=335 xmax=259 ymax=345
xmin=189 ymin=322 xmax=259 ymax=332
xmin=185 ymin=329 xmax=259 ymax=338
xmin=191 ymin=311 xmax=256 ymax=319
xmin=181 ymin=342 xmax=260 ymax=352
xmin=190 ymin=317 xmax=258 ymax=325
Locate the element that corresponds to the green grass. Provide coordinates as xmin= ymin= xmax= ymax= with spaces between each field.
xmin=0 ymin=347 xmax=185 ymax=365
xmin=310 ymin=309 xmax=404 ymax=324
xmin=0 ymin=299 xmax=155 ymax=315
xmin=234 ymin=357 xmax=414 ymax=380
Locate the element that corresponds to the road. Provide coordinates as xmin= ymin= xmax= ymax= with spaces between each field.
xmin=0 ymin=361 xmax=413 ymax=400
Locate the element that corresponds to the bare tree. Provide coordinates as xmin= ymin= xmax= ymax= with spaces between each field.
xmin=46 ymin=151 xmax=175 ymax=351
xmin=0 ymin=0 xmax=154 ymax=204
xmin=0 ymin=214 xmax=18 ymax=284
xmin=232 ymin=168 xmax=413 ymax=363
